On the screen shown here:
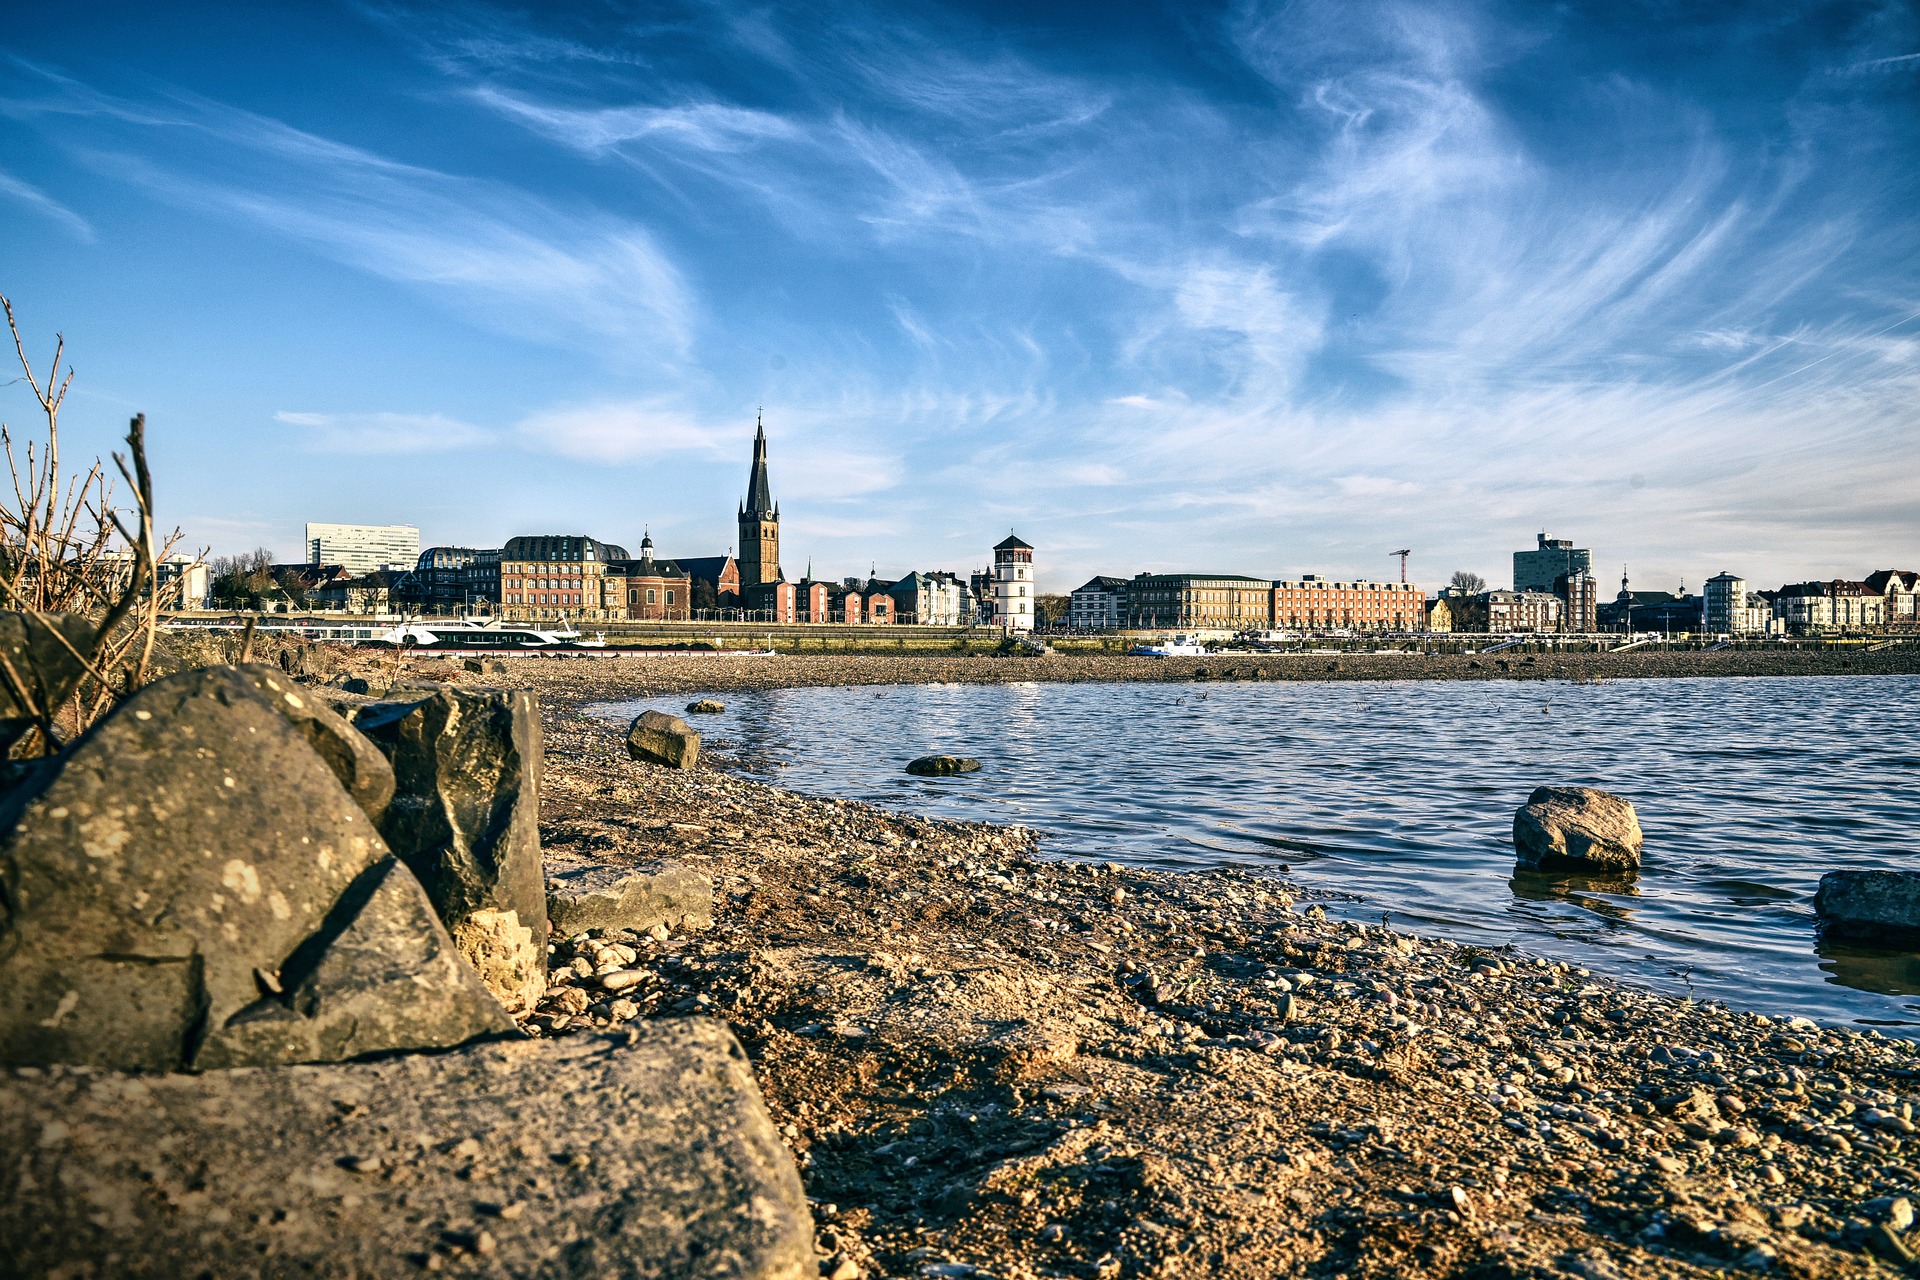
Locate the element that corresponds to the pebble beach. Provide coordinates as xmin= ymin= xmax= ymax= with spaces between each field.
xmin=392 ymin=647 xmax=1920 ymax=1280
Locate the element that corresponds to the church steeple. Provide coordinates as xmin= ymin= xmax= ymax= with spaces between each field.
xmin=737 ymin=411 xmax=781 ymax=588
xmin=741 ymin=411 xmax=776 ymax=520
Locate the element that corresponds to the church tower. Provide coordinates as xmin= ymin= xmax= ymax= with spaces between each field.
xmin=737 ymin=413 xmax=781 ymax=589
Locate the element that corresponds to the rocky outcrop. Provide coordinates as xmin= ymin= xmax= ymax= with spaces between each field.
xmin=1513 ymin=785 xmax=1643 ymax=872
xmin=0 ymin=611 xmax=97 ymax=754
xmin=547 ymin=863 xmax=714 ymax=937
xmin=0 ymin=1020 xmax=814 ymax=1279
xmin=196 ymin=856 xmax=517 ymax=1068
xmin=629 ymin=709 xmax=700 ymax=769
xmin=907 ymin=754 xmax=982 ymax=777
xmin=0 ymin=665 xmax=395 ymax=1071
xmin=354 ymin=688 xmax=547 ymax=1013
xmin=1816 ymin=870 xmax=1920 ymax=944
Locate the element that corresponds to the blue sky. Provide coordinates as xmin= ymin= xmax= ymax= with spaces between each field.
xmin=1 ymin=0 xmax=1915 ymax=593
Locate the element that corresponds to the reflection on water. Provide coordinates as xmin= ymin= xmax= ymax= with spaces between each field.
xmin=1817 ymin=939 xmax=1920 ymax=999
xmin=591 ymin=674 xmax=1920 ymax=1027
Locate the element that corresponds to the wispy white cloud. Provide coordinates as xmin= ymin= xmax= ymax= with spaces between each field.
xmin=8 ymin=65 xmax=693 ymax=359
xmin=276 ymin=410 xmax=493 ymax=454
xmin=0 ymin=166 xmax=93 ymax=241
xmin=513 ymin=401 xmax=743 ymax=463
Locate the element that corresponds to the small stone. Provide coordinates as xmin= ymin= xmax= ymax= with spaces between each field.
xmin=829 ymin=1260 xmax=860 ymax=1280
xmin=599 ymin=970 xmax=645 ymax=992
xmin=609 ymin=999 xmax=639 ymax=1022
xmin=342 ymin=1155 xmax=383 ymax=1175
xmin=474 ymin=1231 xmax=496 ymax=1256
xmin=1652 ymin=1155 xmax=1687 ymax=1175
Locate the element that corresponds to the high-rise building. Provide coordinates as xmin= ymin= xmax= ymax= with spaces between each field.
xmin=304 ymin=522 xmax=420 ymax=575
xmin=993 ymin=534 xmax=1035 ymax=632
xmin=736 ymin=415 xmax=780 ymax=590
xmin=1513 ymin=533 xmax=1591 ymax=594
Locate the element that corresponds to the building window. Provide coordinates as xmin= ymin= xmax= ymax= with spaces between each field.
xmin=647 ymin=589 xmax=656 ymax=603
xmin=667 ymin=590 xmax=675 ymax=605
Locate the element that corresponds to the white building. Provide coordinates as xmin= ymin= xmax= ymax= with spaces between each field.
xmin=305 ymin=522 xmax=421 ymax=575
xmin=1069 ymin=576 xmax=1128 ymax=630
xmin=993 ymin=533 xmax=1035 ymax=633
xmin=888 ymin=571 xmax=970 ymax=626
xmin=1704 ymin=572 xmax=1774 ymax=634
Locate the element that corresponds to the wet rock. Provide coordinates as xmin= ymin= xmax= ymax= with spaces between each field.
xmin=547 ymin=863 xmax=714 ymax=937
xmin=1815 ymin=870 xmax=1920 ymax=944
xmin=0 ymin=611 xmax=96 ymax=754
xmin=0 ymin=1020 xmax=812 ymax=1279
xmin=0 ymin=665 xmax=393 ymax=1070
xmin=687 ymin=698 xmax=726 ymax=714
xmin=1513 ymin=786 xmax=1642 ymax=871
xmin=906 ymin=755 xmax=982 ymax=777
xmin=354 ymin=687 xmax=547 ymax=1012
xmin=628 ymin=709 xmax=700 ymax=769
xmin=195 ymin=856 xmax=515 ymax=1068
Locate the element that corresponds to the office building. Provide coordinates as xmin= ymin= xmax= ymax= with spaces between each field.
xmin=1514 ymin=533 xmax=1591 ymax=594
xmin=304 ymin=522 xmax=420 ymax=575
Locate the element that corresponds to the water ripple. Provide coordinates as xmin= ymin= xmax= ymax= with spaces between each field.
xmin=590 ymin=674 xmax=1920 ymax=1027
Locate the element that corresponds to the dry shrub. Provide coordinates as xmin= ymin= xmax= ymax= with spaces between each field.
xmin=0 ymin=293 xmax=189 ymax=755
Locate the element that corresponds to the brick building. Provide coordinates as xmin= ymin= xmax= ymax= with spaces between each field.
xmin=1864 ymin=570 xmax=1919 ymax=626
xmin=1269 ymin=576 xmax=1423 ymax=631
xmin=605 ymin=535 xmax=693 ymax=620
xmin=500 ymin=535 xmax=628 ymax=621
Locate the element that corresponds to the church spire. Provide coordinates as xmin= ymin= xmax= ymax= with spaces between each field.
xmin=743 ymin=410 xmax=775 ymax=519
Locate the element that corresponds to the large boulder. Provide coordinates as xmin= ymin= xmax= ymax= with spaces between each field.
xmin=0 ymin=665 xmax=395 ymax=1071
xmin=1815 ymin=870 xmax=1920 ymax=944
xmin=0 ymin=1020 xmax=814 ymax=1279
xmin=906 ymin=754 xmax=981 ymax=777
xmin=628 ymin=709 xmax=700 ymax=769
xmin=196 ymin=856 xmax=516 ymax=1068
xmin=1513 ymin=786 xmax=1643 ymax=872
xmin=0 ymin=611 xmax=97 ymax=754
xmin=547 ymin=862 xmax=714 ymax=937
xmin=354 ymin=688 xmax=547 ymax=1013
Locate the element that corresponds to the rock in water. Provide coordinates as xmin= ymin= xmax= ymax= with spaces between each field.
xmin=547 ymin=863 xmax=714 ymax=937
xmin=906 ymin=755 xmax=982 ymax=777
xmin=1513 ymin=786 xmax=1643 ymax=871
xmin=1815 ymin=870 xmax=1920 ymax=944
xmin=628 ymin=709 xmax=700 ymax=769
xmin=353 ymin=688 xmax=547 ymax=1013
xmin=0 ymin=665 xmax=394 ymax=1071
xmin=687 ymin=698 xmax=726 ymax=714
xmin=196 ymin=856 xmax=515 ymax=1068
xmin=0 ymin=1021 xmax=813 ymax=1280
xmin=0 ymin=611 xmax=97 ymax=755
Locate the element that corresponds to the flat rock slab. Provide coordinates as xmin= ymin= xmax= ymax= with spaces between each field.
xmin=0 ymin=1020 xmax=812 ymax=1280
xmin=547 ymin=862 xmax=714 ymax=937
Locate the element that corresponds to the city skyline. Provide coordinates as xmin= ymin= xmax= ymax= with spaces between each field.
xmin=1 ymin=1 xmax=1915 ymax=593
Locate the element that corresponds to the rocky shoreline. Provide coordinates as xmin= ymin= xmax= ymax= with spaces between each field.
xmin=507 ymin=659 xmax=1920 ymax=1280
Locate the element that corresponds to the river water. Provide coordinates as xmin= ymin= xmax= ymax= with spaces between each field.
xmin=590 ymin=674 xmax=1920 ymax=1028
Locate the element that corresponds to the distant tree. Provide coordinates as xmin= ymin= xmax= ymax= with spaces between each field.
xmin=209 ymin=547 xmax=274 ymax=607
xmin=1450 ymin=570 xmax=1487 ymax=595
xmin=690 ymin=577 xmax=718 ymax=612
xmin=1035 ymin=593 xmax=1070 ymax=629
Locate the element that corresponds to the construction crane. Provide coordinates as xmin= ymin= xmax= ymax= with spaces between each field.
xmin=1390 ymin=549 xmax=1411 ymax=583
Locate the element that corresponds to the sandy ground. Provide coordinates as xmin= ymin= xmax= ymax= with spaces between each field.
xmin=411 ymin=646 xmax=1918 ymax=1280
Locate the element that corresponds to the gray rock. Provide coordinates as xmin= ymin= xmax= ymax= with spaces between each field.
xmin=0 ymin=665 xmax=393 ymax=1070
xmin=687 ymin=698 xmax=726 ymax=714
xmin=354 ymin=687 xmax=547 ymax=1012
xmin=0 ymin=611 xmax=96 ymax=754
xmin=1816 ymin=870 xmax=1920 ymax=944
xmin=906 ymin=755 xmax=982 ymax=777
xmin=0 ymin=1020 xmax=813 ymax=1280
xmin=195 ymin=856 xmax=517 ymax=1068
xmin=341 ymin=676 xmax=371 ymax=694
xmin=629 ymin=709 xmax=700 ymax=769
xmin=1513 ymin=785 xmax=1642 ymax=871
xmin=547 ymin=862 xmax=714 ymax=937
